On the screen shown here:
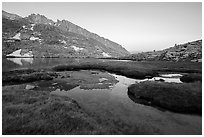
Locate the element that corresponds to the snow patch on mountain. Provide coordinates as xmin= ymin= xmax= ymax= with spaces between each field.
xmin=71 ymin=46 xmax=84 ymax=51
xmin=7 ymin=49 xmax=21 ymax=57
xmin=59 ymin=40 xmax=66 ymax=44
xmin=30 ymin=36 xmax=40 ymax=40
xmin=102 ymin=52 xmax=111 ymax=57
xmin=23 ymin=51 xmax=34 ymax=57
xmin=13 ymin=33 xmax=21 ymax=40
xmin=30 ymin=24 xmax=35 ymax=30
xmin=6 ymin=49 xmax=33 ymax=57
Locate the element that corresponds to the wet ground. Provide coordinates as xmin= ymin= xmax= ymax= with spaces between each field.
xmin=27 ymin=70 xmax=201 ymax=135
xmin=2 ymin=58 xmax=202 ymax=134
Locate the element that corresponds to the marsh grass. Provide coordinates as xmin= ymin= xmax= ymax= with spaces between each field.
xmin=128 ymin=81 xmax=202 ymax=114
xmin=52 ymin=60 xmax=158 ymax=79
xmin=2 ymin=69 xmax=58 ymax=85
xmin=52 ymin=60 xmax=201 ymax=80
xmin=2 ymin=84 xmax=145 ymax=135
xmin=2 ymin=86 xmax=109 ymax=135
xmin=180 ymin=73 xmax=202 ymax=83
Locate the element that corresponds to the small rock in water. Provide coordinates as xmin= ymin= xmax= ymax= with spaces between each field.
xmin=25 ymin=85 xmax=35 ymax=90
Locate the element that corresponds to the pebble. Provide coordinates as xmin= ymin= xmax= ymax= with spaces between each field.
xmin=25 ymin=85 xmax=35 ymax=90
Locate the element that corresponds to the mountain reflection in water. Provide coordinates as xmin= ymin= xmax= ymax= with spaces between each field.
xmin=7 ymin=58 xmax=33 ymax=66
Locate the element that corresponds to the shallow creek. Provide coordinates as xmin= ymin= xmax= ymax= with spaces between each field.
xmin=48 ymin=70 xmax=201 ymax=135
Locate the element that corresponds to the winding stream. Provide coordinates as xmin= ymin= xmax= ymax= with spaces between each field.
xmin=51 ymin=72 xmax=201 ymax=135
xmin=3 ymin=58 xmax=201 ymax=134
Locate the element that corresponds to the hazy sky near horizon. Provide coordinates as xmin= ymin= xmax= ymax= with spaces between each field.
xmin=2 ymin=2 xmax=202 ymax=52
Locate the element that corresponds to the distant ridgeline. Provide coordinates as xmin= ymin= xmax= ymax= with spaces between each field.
xmin=2 ymin=10 xmax=130 ymax=58
xmin=121 ymin=40 xmax=202 ymax=62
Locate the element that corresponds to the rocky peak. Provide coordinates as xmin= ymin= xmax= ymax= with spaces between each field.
xmin=26 ymin=13 xmax=54 ymax=25
xmin=3 ymin=10 xmax=130 ymax=58
xmin=25 ymin=13 xmax=129 ymax=56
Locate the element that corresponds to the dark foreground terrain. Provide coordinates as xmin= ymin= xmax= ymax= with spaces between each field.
xmin=3 ymin=85 xmax=105 ymax=135
xmin=2 ymin=59 xmax=202 ymax=135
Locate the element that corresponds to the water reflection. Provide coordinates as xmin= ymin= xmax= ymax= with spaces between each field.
xmin=7 ymin=58 xmax=33 ymax=66
xmin=3 ymin=58 xmax=76 ymax=71
xmin=160 ymin=74 xmax=183 ymax=78
xmin=149 ymin=76 xmax=182 ymax=83
xmin=51 ymin=72 xmax=201 ymax=134
xmin=112 ymin=73 xmax=182 ymax=83
xmin=127 ymin=90 xmax=166 ymax=112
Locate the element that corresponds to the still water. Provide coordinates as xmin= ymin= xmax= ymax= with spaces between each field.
xmin=3 ymin=58 xmax=202 ymax=134
xmin=50 ymin=72 xmax=201 ymax=134
xmin=3 ymin=57 xmax=78 ymax=71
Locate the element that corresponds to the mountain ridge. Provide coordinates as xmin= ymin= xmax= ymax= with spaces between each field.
xmin=121 ymin=39 xmax=202 ymax=62
xmin=2 ymin=10 xmax=130 ymax=58
xmin=2 ymin=10 xmax=22 ymax=20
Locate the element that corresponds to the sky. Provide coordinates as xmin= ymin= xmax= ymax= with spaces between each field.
xmin=2 ymin=2 xmax=202 ymax=52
